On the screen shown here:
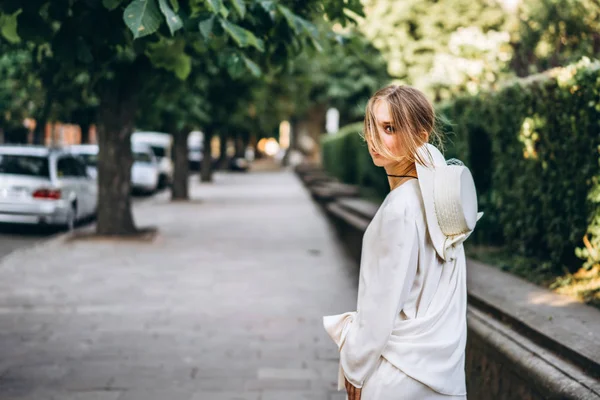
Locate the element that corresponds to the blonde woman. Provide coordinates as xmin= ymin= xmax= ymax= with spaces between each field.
xmin=323 ymin=85 xmax=481 ymax=399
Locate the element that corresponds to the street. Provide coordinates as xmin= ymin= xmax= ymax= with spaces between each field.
xmin=0 ymin=224 xmax=59 ymax=260
xmin=0 ymin=171 xmax=355 ymax=400
xmin=0 ymin=192 xmax=164 ymax=261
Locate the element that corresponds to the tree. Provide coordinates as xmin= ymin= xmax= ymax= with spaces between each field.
xmin=248 ymin=25 xmax=389 ymax=162
xmin=0 ymin=0 xmax=365 ymax=235
xmin=136 ymin=61 xmax=210 ymax=200
xmin=0 ymin=44 xmax=43 ymax=143
xmin=510 ymin=0 xmax=600 ymax=76
xmin=358 ymin=0 xmax=508 ymax=100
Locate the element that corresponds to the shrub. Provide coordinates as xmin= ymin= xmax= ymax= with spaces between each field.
xmin=322 ymin=58 xmax=600 ymax=273
xmin=321 ymin=122 xmax=389 ymax=197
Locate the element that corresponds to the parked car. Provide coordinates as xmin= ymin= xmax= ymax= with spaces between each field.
xmin=69 ymin=143 xmax=160 ymax=195
xmin=131 ymin=131 xmax=174 ymax=189
xmin=0 ymin=145 xmax=98 ymax=230
xmin=131 ymin=144 xmax=160 ymax=194
xmin=187 ymin=131 xmax=203 ymax=171
xmin=68 ymin=144 xmax=99 ymax=179
xmin=229 ymin=156 xmax=250 ymax=172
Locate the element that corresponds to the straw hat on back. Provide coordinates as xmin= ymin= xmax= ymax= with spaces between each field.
xmin=415 ymin=143 xmax=483 ymax=261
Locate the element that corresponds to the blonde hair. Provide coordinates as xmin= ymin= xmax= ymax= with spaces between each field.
xmin=362 ymin=85 xmax=442 ymax=166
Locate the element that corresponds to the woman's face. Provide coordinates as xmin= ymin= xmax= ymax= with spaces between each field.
xmin=368 ymin=100 xmax=402 ymax=168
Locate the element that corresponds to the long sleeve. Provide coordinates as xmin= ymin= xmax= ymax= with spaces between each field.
xmin=325 ymin=210 xmax=420 ymax=389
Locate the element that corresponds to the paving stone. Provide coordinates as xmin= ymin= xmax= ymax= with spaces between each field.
xmin=1 ymin=364 xmax=69 ymax=385
xmin=0 ymin=171 xmax=356 ymax=398
xmin=244 ymin=378 xmax=311 ymax=391
xmin=329 ymin=392 xmax=347 ymax=400
xmin=257 ymin=368 xmax=320 ymax=380
xmin=190 ymin=392 xmax=259 ymax=400
xmin=260 ymin=390 xmax=330 ymax=400
xmin=117 ymin=388 xmax=194 ymax=400
xmin=61 ymin=391 xmax=123 ymax=400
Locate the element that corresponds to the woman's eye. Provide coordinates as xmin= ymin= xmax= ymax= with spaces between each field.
xmin=384 ymin=125 xmax=394 ymax=133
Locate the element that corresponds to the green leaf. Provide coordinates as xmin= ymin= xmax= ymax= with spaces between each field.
xmin=277 ymin=5 xmax=299 ymax=33
xmin=76 ymin=37 xmax=94 ymax=63
xmin=0 ymin=11 xmax=21 ymax=44
xmin=158 ymin=0 xmax=183 ymax=35
xmin=276 ymin=6 xmax=322 ymax=51
xmin=219 ymin=4 xmax=229 ymax=18
xmin=169 ymin=0 xmax=179 ymax=12
xmin=307 ymin=35 xmax=323 ymax=52
xmin=102 ymin=0 xmax=124 ymax=10
xmin=220 ymin=19 xmax=264 ymax=52
xmin=296 ymin=18 xmax=322 ymax=51
xmin=205 ymin=0 xmax=228 ymax=17
xmin=205 ymin=0 xmax=221 ymax=13
xmin=145 ymin=36 xmax=192 ymax=80
xmin=230 ymin=0 xmax=245 ymax=19
xmin=297 ymin=17 xmax=318 ymax=38
xmin=199 ymin=15 xmax=215 ymax=39
xmin=123 ymin=0 xmax=163 ymax=39
xmin=259 ymin=1 xmax=275 ymax=12
xmin=241 ymin=54 xmax=261 ymax=77
xmin=173 ymin=53 xmax=192 ymax=79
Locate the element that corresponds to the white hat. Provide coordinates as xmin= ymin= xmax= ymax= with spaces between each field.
xmin=416 ymin=143 xmax=483 ymax=261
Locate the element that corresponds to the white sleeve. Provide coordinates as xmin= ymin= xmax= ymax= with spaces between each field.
xmin=327 ymin=212 xmax=419 ymax=389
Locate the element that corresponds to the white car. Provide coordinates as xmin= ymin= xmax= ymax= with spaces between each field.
xmin=68 ymin=144 xmax=99 ymax=179
xmin=187 ymin=131 xmax=204 ymax=170
xmin=131 ymin=144 xmax=160 ymax=194
xmin=131 ymin=131 xmax=174 ymax=189
xmin=68 ymin=144 xmax=160 ymax=194
xmin=0 ymin=145 xmax=98 ymax=229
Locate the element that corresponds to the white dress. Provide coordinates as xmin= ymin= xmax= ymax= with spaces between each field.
xmin=323 ymin=179 xmax=467 ymax=399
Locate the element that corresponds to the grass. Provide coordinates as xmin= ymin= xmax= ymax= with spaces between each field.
xmin=466 ymin=244 xmax=600 ymax=309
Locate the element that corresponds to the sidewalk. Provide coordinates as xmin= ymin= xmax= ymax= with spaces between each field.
xmin=0 ymin=171 xmax=358 ymax=400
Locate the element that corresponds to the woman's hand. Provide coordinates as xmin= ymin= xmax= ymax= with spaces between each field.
xmin=345 ymin=378 xmax=362 ymax=400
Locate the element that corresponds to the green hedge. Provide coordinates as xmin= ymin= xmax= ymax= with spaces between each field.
xmin=322 ymin=58 xmax=600 ymax=273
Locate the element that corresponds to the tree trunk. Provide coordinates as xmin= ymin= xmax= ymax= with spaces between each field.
xmin=282 ymin=117 xmax=299 ymax=167
xmin=201 ymin=129 xmax=213 ymax=182
xmin=235 ymin=134 xmax=245 ymax=157
xmin=171 ymin=128 xmax=189 ymax=200
xmin=80 ymin=122 xmax=91 ymax=144
xmin=95 ymin=76 xmax=139 ymax=235
xmin=33 ymin=90 xmax=55 ymax=145
xmin=218 ymin=132 xmax=228 ymax=169
xmin=304 ymin=104 xmax=326 ymax=163
xmin=71 ymin=107 xmax=95 ymax=144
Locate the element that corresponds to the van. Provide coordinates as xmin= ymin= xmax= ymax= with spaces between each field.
xmin=131 ymin=131 xmax=173 ymax=189
xmin=187 ymin=131 xmax=203 ymax=171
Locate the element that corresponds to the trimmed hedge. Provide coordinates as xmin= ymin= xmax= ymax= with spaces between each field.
xmin=321 ymin=123 xmax=389 ymax=197
xmin=321 ymin=58 xmax=600 ymax=273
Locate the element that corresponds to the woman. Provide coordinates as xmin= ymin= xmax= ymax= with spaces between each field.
xmin=323 ymin=85 xmax=481 ymax=399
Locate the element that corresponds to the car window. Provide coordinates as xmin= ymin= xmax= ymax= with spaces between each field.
xmin=133 ymin=152 xmax=153 ymax=163
xmin=0 ymin=155 xmax=50 ymax=178
xmin=149 ymin=146 xmax=166 ymax=158
xmin=78 ymin=153 xmax=98 ymax=167
xmin=57 ymin=157 xmax=86 ymax=178
xmin=71 ymin=157 xmax=88 ymax=177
